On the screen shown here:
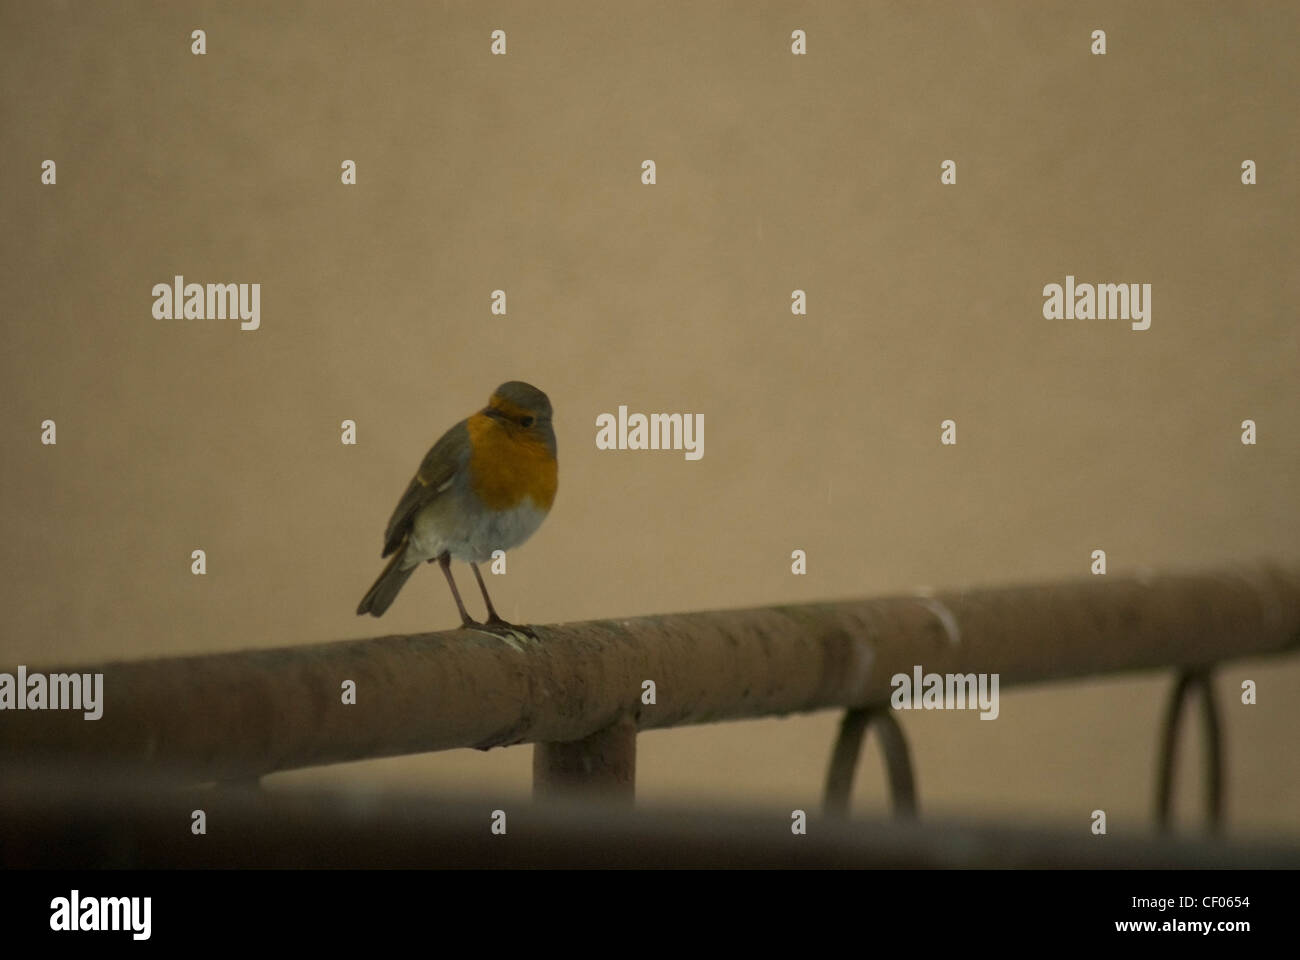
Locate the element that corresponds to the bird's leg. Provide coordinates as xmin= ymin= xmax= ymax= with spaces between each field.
xmin=470 ymin=562 xmax=505 ymax=622
xmin=437 ymin=553 xmax=479 ymax=627
xmin=471 ymin=562 xmax=538 ymax=640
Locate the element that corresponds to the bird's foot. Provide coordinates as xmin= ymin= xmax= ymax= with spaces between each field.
xmin=485 ymin=617 xmax=540 ymax=643
xmin=458 ymin=617 xmax=537 ymax=650
xmin=486 ymin=615 xmax=537 ymax=636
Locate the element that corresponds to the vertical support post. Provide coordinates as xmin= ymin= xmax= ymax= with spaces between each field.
xmin=533 ymin=714 xmax=637 ymax=805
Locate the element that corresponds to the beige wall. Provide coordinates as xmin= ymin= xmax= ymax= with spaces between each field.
xmin=2 ymin=1 xmax=1297 ymax=834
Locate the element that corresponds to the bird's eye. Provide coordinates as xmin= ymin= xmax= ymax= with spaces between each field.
xmin=520 ymin=416 xmax=535 ymax=428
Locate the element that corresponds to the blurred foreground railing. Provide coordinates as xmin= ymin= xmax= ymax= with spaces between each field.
xmin=1 ymin=562 xmax=1297 ymax=829
xmin=4 ymin=762 xmax=1299 ymax=868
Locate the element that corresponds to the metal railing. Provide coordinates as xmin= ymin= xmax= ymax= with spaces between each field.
xmin=3 ymin=561 xmax=1298 ymax=827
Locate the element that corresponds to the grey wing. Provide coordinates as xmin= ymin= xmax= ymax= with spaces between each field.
xmin=381 ymin=419 xmax=471 ymax=557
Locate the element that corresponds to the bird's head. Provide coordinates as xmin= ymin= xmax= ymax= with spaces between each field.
xmin=483 ymin=381 xmax=554 ymax=445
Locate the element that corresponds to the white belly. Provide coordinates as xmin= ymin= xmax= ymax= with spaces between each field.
xmin=408 ymin=495 xmax=549 ymax=566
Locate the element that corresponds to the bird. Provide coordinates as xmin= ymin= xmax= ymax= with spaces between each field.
xmin=356 ymin=381 xmax=557 ymax=631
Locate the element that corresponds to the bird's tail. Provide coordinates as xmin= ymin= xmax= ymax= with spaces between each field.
xmin=356 ymin=543 xmax=417 ymax=617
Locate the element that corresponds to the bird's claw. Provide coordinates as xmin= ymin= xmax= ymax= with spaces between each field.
xmin=489 ymin=618 xmax=538 ymax=640
xmin=461 ymin=618 xmax=539 ymax=649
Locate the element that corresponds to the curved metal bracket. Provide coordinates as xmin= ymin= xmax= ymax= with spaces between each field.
xmin=1154 ymin=668 xmax=1222 ymax=832
xmin=824 ymin=707 xmax=917 ymax=818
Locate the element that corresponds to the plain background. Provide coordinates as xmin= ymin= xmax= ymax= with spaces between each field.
xmin=1 ymin=1 xmax=1297 ymax=836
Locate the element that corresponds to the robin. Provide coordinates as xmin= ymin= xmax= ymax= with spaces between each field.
xmin=356 ymin=381 xmax=557 ymax=630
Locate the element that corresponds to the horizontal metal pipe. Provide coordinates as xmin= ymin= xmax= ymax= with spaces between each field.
xmin=1 ymin=562 xmax=1296 ymax=782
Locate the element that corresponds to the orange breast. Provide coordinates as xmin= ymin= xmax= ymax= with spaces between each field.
xmin=466 ymin=413 xmax=558 ymax=511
